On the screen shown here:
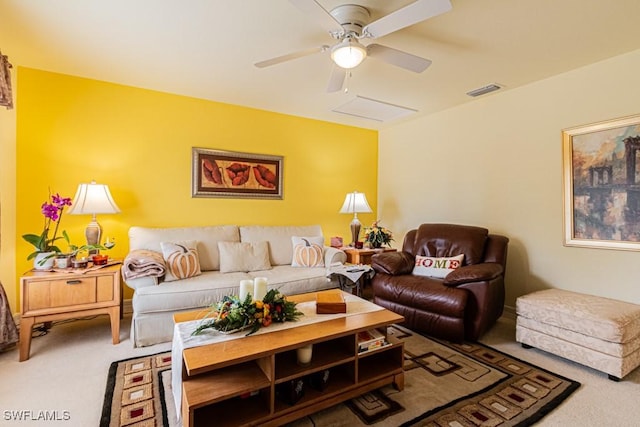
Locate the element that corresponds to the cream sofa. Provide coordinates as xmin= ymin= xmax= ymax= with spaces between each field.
xmin=124 ymin=224 xmax=346 ymax=347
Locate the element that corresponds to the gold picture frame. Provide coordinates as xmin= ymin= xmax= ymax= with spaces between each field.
xmin=562 ymin=114 xmax=640 ymax=250
xmin=192 ymin=148 xmax=283 ymax=199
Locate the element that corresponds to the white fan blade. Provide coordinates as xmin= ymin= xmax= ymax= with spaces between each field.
xmin=326 ymin=66 xmax=346 ymax=92
xmin=363 ymin=0 xmax=452 ymax=39
xmin=255 ymin=46 xmax=328 ymax=68
xmin=289 ymin=0 xmax=343 ymax=34
xmin=367 ymin=44 xmax=432 ymax=73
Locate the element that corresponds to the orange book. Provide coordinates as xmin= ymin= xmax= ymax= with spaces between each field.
xmin=316 ymin=290 xmax=346 ymax=314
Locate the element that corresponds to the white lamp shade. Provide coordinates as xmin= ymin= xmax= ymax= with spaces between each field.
xmin=68 ymin=181 xmax=121 ymax=215
xmin=339 ymin=191 xmax=373 ymax=214
xmin=331 ymin=39 xmax=367 ymax=69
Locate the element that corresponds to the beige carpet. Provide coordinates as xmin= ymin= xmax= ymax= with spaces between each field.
xmin=2 ymin=314 xmax=639 ymax=426
xmin=101 ymin=324 xmax=579 ymax=426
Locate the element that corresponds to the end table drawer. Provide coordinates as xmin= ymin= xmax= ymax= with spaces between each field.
xmin=26 ymin=277 xmax=99 ymax=312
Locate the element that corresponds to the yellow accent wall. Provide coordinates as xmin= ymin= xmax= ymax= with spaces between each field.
xmin=11 ymin=67 xmax=377 ymax=307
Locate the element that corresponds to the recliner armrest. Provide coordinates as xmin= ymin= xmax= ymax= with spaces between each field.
xmin=371 ymin=251 xmax=414 ymax=275
xmin=443 ymin=262 xmax=504 ymax=286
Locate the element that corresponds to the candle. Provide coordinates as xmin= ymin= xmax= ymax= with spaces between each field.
xmin=297 ymin=344 xmax=313 ymax=366
xmin=239 ymin=280 xmax=253 ymax=301
xmin=253 ymin=277 xmax=268 ymax=301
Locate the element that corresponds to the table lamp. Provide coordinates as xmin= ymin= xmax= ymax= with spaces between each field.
xmin=68 ymin=180 xmax=121 ymax=248
xmin=339 ymin=191 xmax=372 ymax=247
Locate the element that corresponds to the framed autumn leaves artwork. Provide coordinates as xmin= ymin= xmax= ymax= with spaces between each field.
xmin=192 ymin=148 xmax=283 ymax=199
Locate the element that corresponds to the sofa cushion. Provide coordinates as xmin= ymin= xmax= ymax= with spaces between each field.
xmin=247 ymin=265 xmax=336 ymax=296
xmin=160 ymin=240 xmax=202 ymax=282
xmin=240 ymin=225 xmax=323 ymax=266
xmin=291 ymin=236 xmax=325 ymax=268
xmin=129 ymin=225 xmax=239 ymax=271
xmin=132 ymin=271 xmax=253 ymax=314
xmin=218 ymin=241 xmax=272 ymax=273
xmin=412 ymin=254 xmax=464 ymax=279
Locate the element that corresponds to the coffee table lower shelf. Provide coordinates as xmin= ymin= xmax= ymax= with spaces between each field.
xmin=184 ymin=341 xmax=404 ymax=427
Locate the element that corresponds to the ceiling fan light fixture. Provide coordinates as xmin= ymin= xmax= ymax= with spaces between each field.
xmin=331 ymin=38 xmax=367 ymax=69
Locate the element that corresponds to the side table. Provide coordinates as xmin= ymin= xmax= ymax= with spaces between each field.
xmin=327 ymin=264 xmax=374 ymax=297
xmin=19 ymin=263 xmax=122 ymax=361
xmin=342 ymin=247 xmax=397 ymax=265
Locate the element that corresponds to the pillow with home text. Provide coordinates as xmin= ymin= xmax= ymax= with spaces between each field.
xmin=412 ymin=254 xmax=464 ymax=279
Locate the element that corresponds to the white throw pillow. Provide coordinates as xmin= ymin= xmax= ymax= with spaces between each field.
xmin=218 ymin=241 xmax=272 ymax=273
xmin=160 ymin=240 xmax=202 ymax=282
xmin=412 ymin=254 xmax=464 ymax=279
xmin=291 ymin=236 xmax=325 ymax=268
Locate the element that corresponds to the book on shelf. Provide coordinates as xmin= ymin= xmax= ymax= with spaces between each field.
xmin=358 ymin=341 xmax=392 ymax=354
xmin=357 ymin=328 xmax=386 ymax=353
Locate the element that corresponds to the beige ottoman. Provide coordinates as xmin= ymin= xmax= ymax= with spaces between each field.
xmin=516 ymin=289 xmax=640 ymax=381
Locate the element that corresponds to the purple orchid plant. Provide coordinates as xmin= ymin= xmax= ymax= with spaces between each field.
xmin=22 ymin=192 xmax=73 ymax=263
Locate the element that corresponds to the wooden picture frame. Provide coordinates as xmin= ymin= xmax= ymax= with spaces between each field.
xmin=192 ymin=148 xmax=283 ymax=199
xmin=562 ymin=114 xmax=640 ymax=250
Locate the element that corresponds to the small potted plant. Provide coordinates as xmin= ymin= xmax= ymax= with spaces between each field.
xmin=63 ymin=233 xmax=116 ymax=268
xmin=363 ymin=220 xmax=394 ymax=249
xmin=54 ymin=252 xmax=73 ymax=269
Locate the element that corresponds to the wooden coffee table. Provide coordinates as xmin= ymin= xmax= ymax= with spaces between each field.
xmin=174 ymin=290 xmax=405 ymax=427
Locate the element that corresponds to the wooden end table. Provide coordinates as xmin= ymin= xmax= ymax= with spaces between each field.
xmin=342 ymin=247 xmax=397 ymax=265
xmin=19 ymin=263 xmax=122 ymax=361
xmin=327 ymin=264 xmax=374 ymax=297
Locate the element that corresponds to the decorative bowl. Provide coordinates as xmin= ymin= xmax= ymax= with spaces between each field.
xmin=72 ymin=258 xmax=88 ymax=269
xmin=92 ymin=254 xmax=109 ymax=265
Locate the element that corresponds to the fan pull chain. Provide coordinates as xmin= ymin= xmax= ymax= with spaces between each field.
xmin=344 ymin=71 xmax=352 ymax=93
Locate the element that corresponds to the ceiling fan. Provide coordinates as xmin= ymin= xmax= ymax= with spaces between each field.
xmin=255 ymin=0 xmax=452 ymax=92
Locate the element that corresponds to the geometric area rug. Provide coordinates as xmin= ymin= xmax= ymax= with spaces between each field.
xmin=100 ymin=324 xmax=580 ymax=427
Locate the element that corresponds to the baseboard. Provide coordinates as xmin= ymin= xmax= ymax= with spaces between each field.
xmin=502 ymin=304 xmax=516 ymax=321
xmin=123 ymin=299 xmax=133 ymax=315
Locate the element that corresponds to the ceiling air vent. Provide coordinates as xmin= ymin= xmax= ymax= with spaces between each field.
xmin=466 ymin=83 xmax=502 ymax=97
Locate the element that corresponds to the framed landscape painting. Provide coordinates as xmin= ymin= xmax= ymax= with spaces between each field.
xmin=563 ymin=114 xmax=640 ymax=250
xmin=192 ymin=148 xmax=283 ymax=199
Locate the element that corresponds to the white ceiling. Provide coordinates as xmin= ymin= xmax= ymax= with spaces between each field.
xmin=2 ymin=0 xmax=640 ymax=130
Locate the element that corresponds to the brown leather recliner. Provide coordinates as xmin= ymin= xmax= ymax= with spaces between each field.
xmin=371 ymin=223 xmax=508 ymax=342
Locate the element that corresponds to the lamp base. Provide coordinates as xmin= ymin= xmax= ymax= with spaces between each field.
xmin=349 ymin=216 xmax=361 ymax=247
xmin=85 ymin=216 xmax=102 ymax=255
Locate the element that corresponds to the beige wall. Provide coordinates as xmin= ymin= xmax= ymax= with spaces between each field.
xmin=379 ymin=48 xmax=640 ymax=309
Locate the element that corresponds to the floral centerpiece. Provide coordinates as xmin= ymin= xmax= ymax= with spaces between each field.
xmin=364 ymin=220 xmax=393 ymax=248
xmin=22 ymin=192 xmax=72 ymax=266
xmin=192 ymin=289 xmax=303 ymax=336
